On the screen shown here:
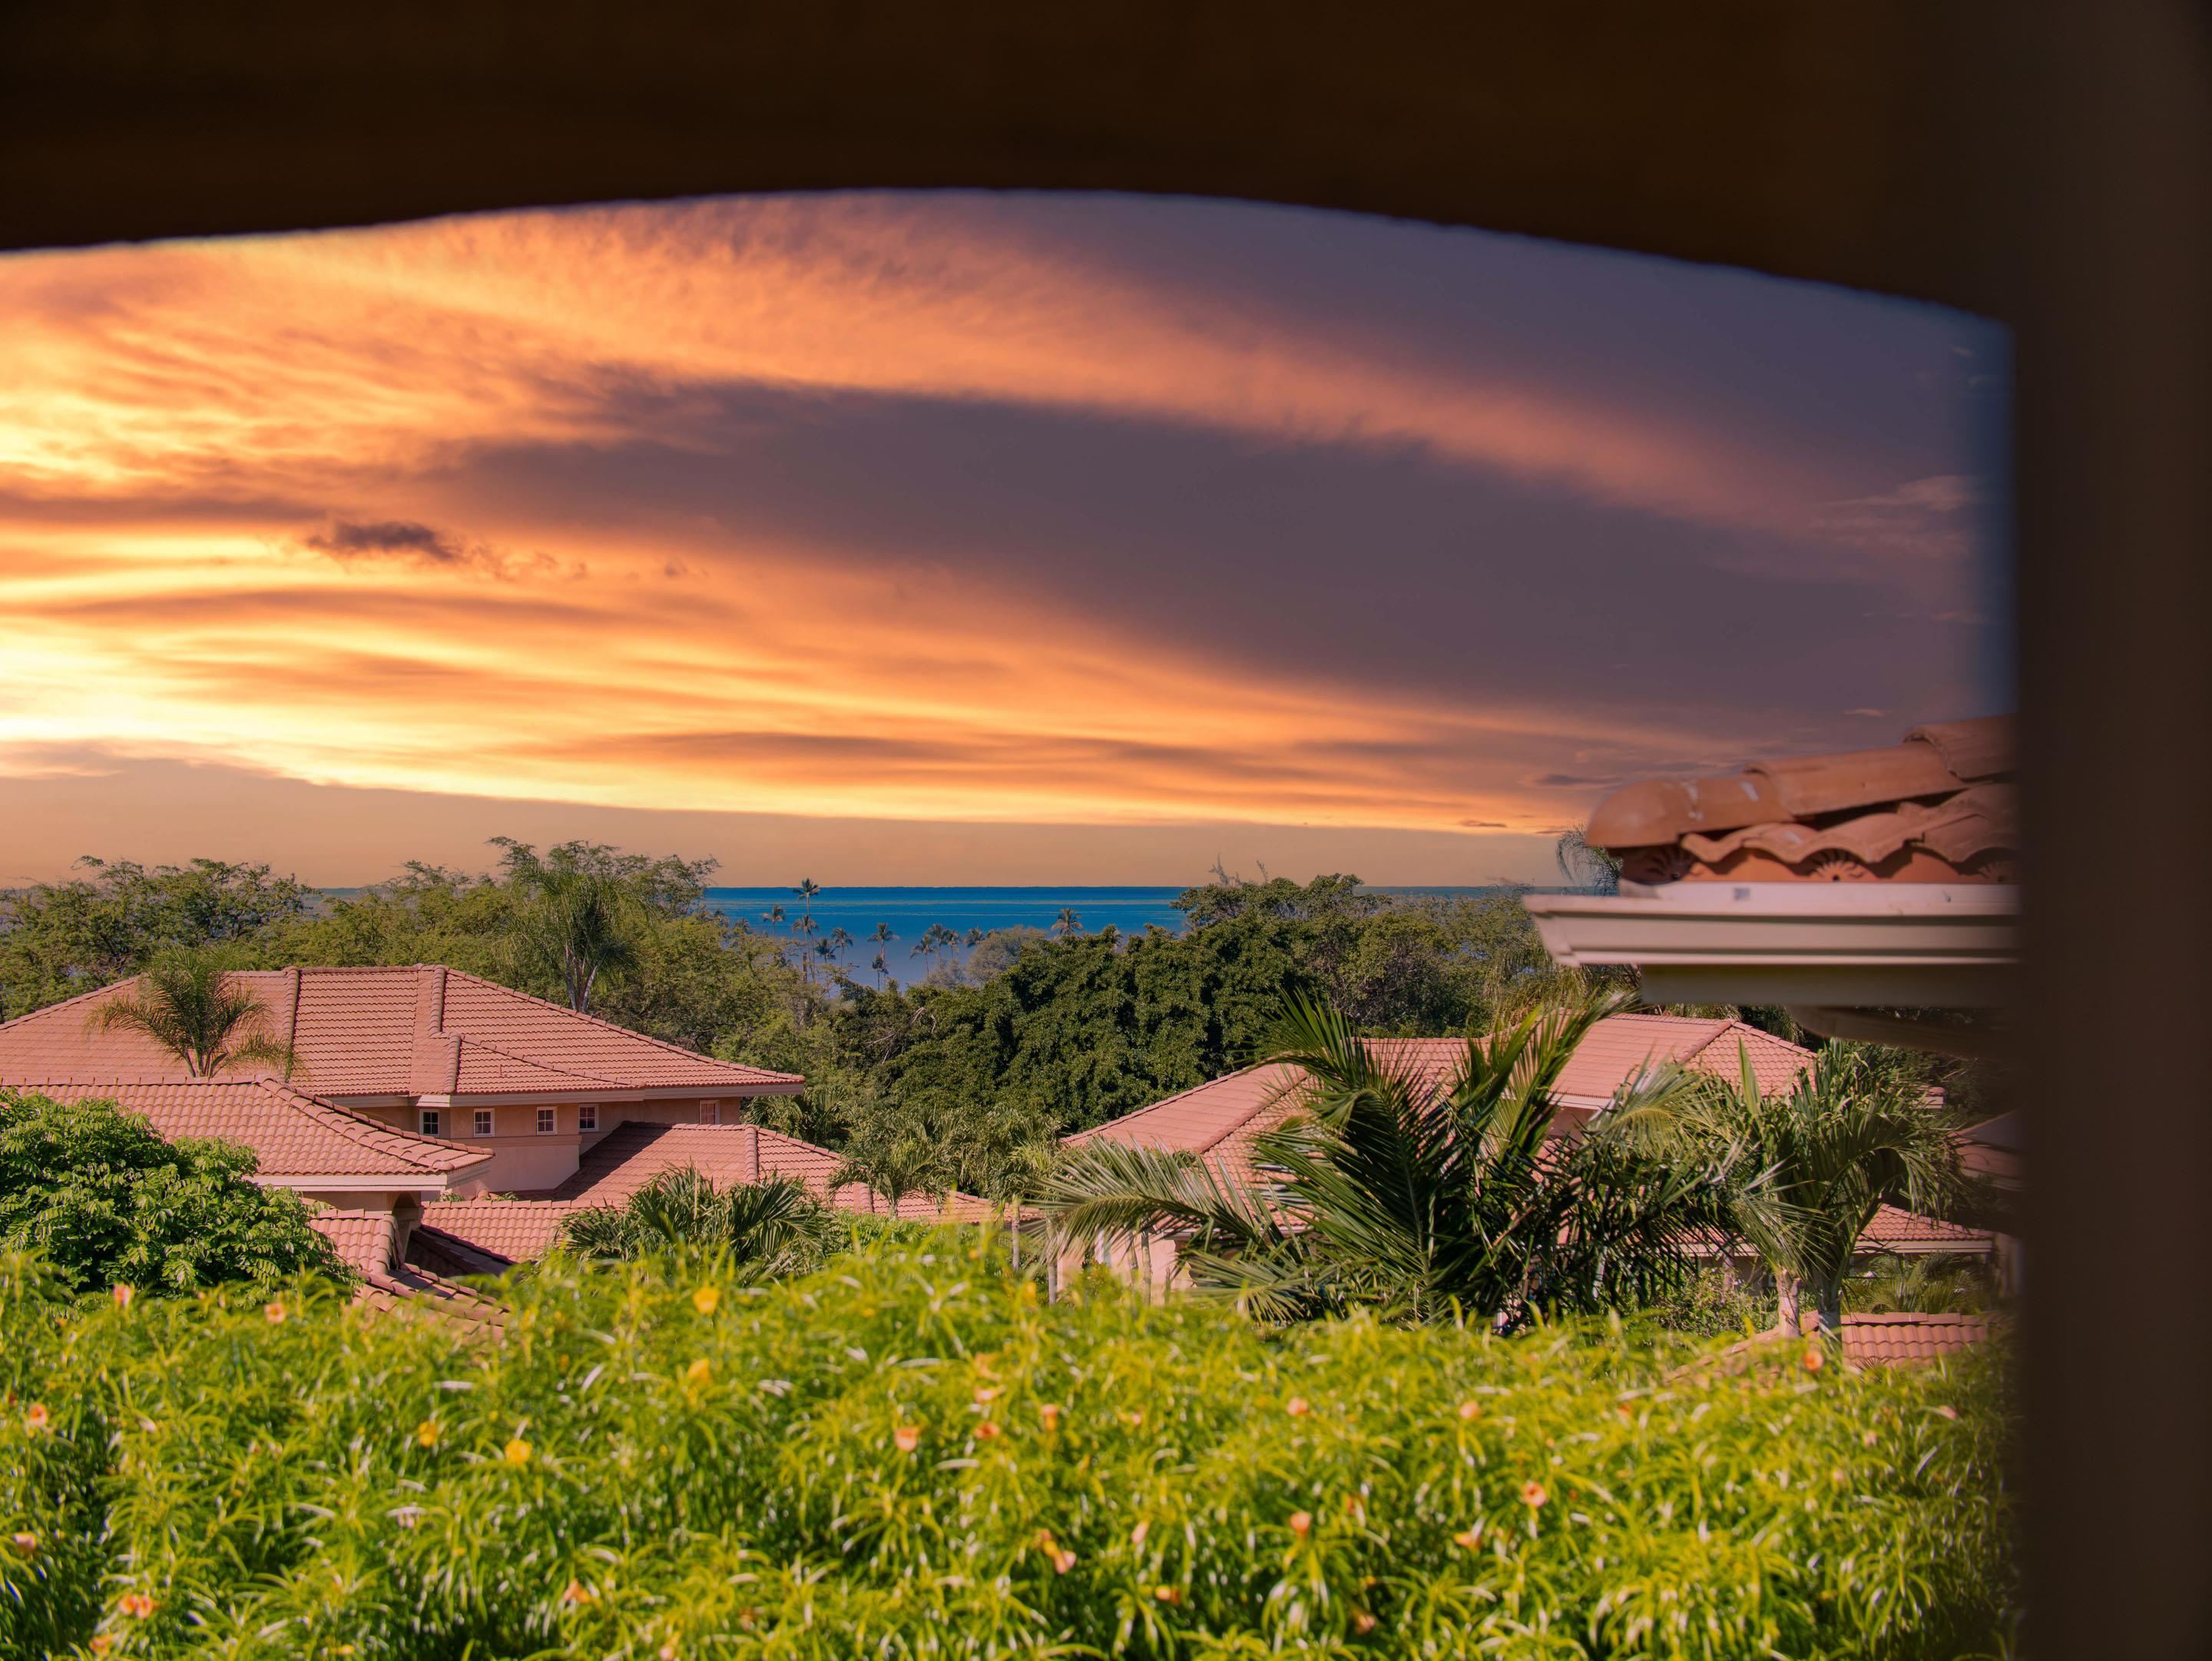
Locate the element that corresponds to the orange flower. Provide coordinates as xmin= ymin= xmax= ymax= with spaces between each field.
xmin=415 ymin=1420 xmax=442 ymax=1449
xmin=89 ymin=1636 xmax=113 ymax=1654
xmin=1452 ymin=1525 xmax=1482 ymax=1550
xmin=659 ymin=1638 xmax=679 ymax=1660
xmin=1520 ymin=1481 xmax=1548 ymax=1509
xmin=1343 ymin=1494 xmax=1367 ymax=1523
xmin=684 ymin=1358 xmax=712 ymax=1386
xmin=1801 ymin=1348 xmax=1826 ymax=1373
xmin=1117 ymin=1408 xmax=1145 ymax=1427
xmin=1036 ymin=1531 xmax=1077 ymax=1573
xmin=1353 ymin=1610 xmax=1379 ymax=1635
xmin=561 ymin=1580 xmax=594 ymax=1606
xmin=1285 ymin=1397 xmax=1310 ymax=1417
xmin=691 ymin=1285 xmax=721 ymax=1315
xmin=973 ymin=1385 xmax=1001 ymax=1404
xmin=263 ymin=1301 xmax=287 ymax=1325
xmin=1935 ymin=1404 xmax=1959 ymax=1420
xmin=504 ymin=1437 xmax=533 ymax=1466
xmin=1288 ymin=1510 xmax=1313 ymax=1537
xmin=1862 ymin=1429 xmax=1879 ymax=1447
xmin=22 ymin=1402 xmax=49 ymax=1434
xmin=118 ymin=1590 xmax=157 ymax=1618
xmin=1154 ymin=1585 xmax=1182 ymax=1604
xmin=894 ymin=1424 xmax=922 ymax=1452
xmin=1038 ymin=1404 xmax=1061 ymax=1432
xmin=1129 ymin=1520 xmax=1150 ymax=1547
xmin=975 ymin=1421 xmax=1001 ymax=1441
xmin=112 ymin=1284 xmax=134 ymax=1309
xmin=1456 ymin=1400 xmax=1481 ymax=1421
xmin=9 ymin=1532 xmax=36 ymax=1555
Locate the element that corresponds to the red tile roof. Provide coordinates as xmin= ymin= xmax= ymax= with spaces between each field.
xmin=1584 ymin=715 xmax=2016 ymax=885
xmin=0 ymin=966 xmax=803 ymax=1101
xmin=417 ymin=1199 xmax=584 ymax=1261
xmin=1839 ymin=1311 xmax=1992 ymax=1365
xmin=1861 ymin=1204 xmax=1995 ymax=1252
xmin=10 ymin=1077 xmax=487 ymax=1182
xmin=306 ymin=1208 xmax=400 ymax=1277
xmin=1068 ymin=1013 xmax=1820 ymax=1184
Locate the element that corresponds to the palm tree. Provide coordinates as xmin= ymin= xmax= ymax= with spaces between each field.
xmin=964 ymin=927 xmax=986 ymax=949
xmin=503 ymin=847 xmax=641 ymax=1013
xmin=1051 ymin=907 xmax=1084 ymax=939
xmin=827 ymin=927 xmax=855 ymax=970
xmin=764 ymin=902 xmax=787 ymax=936
xmin=794 ymin=877 xmax=821 ymax=916
xmin=1617 ymin=1045 xmax=1968 ymax=1338
xmin=869 ymin=951 xmax=890 ymax=989
xmin=561 ymin=1168 xmax=831 ymax=1273
xmin=813 ymin=936 xmax=838 ymax=980
xmin=910 ymin=923 xmax=957 ymax=974
xmin=833 ymin=1139 xmax=945 ymax=1221
xmin=869 ymin=920 xmax=896 ymax=949
xmin=1038 ymin=990 xmax=1734 ymax=1329
xmin=85 ymin=952 xmax=304 ymax=1080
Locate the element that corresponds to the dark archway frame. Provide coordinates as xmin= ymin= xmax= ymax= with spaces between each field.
xmin=4 ymin=5 xmax=2206 ymax=1649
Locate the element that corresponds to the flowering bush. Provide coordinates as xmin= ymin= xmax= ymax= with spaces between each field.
xmin=2 ymin=1235 xmax=2014 ymax=1657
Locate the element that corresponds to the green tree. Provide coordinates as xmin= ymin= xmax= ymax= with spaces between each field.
xmin=1618 ymin=1045 xmax=1970 ymax=1337
xmin=493 ymin=838 xmax=690 ymax=1013
xmin=0 ymin=1090 xmax=346 ymax=1292
xmin=1051 ymin=907 xmax=1084 ymax=939
xmin=560 ymin=1168 xmax=831 ymax=1274
xmin=1038 ymin=991 xmax=1734 ymax=1328
xmin=84 ymin=950 xmax=303 ymax=1079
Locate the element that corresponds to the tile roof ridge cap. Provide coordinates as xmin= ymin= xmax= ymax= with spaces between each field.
xmin=450 ymin=1032 xmax=626 ymax=1089
xmin=439 ymin=968 xmax=803 ymax=1079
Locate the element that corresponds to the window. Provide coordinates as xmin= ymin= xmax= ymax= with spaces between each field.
xmin=536 ymin=1108 xmax=556 ymax=1135
xmin=700 ymin=1099 xmax=720 ymax=1126
xmin=578 ymin=1104 xmax=598 ymax=1132
xmin=419 ymin=1109 xmax=441 ymax=1138
xmin=473 ymin=1109 xmax=494 ymax=1137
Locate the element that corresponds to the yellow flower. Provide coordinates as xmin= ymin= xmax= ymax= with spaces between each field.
xmin=1288 ymin=1510 xmax=1313 ymax=1537
xmin=1456 ymin=1399 xmax=1480 ymax=1421
xmin=684 ymin=1358 xmax=712 ymax=1386
xmin=504 ymin=1437 xmax=533 ymax=1466
xmin=415 ymin=1420 xmax=442 ymax=1449
xmin=1038 ymin=1404 xmax=1061 ymax=1432
xmin=1154 ymin=1585 xmax=1181 ymax=1604
xmin=691 ymin=1285 xmax=721 ymax=1315
xmin=1036 ymin=1530 xmax=1076 ymax=1573
xmin=264 ymin=1301 xmax=287 ymax=1325
xmin=1521 ymin=1481 xmax=1548 ymax=1508
xmin=894 ymin=1424 xmax=922 ymax=1452
xmin=1285 ymin=1397 xmax=1310 ymax=1417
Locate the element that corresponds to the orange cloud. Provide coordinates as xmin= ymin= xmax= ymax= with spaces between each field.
xmin=0 ymin=194 xmax=2005 ymax=862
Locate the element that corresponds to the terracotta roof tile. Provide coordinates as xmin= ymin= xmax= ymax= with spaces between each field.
xmin=9 ymin=1076 xmax=488 ymax=1181
xmin=1068 ymin=1013 xmax=1820 ymax=1180
xmin=417 ymin=1199 xmax=584 ymax=1261
xmin=1861 ymin=1204 xmax=1995 ymax=1250
xmin=1584 ymin=714 xmax=2017 ymax=884
xmin=306 ymin=1208 xmax=399 ymax=1277
xmin=0 ymin=965 xmax=803 ymax=1100
xmin=1839 ymin=1311 xmax=1992 ymax=1365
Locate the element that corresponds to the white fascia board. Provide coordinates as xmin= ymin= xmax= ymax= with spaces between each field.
xmin=417 ymin=1089 xmax=645 ymax=1108
xmin=634 ymin=1080 xmax=807 ymax=1099
xmin=251 ymin=1175 xmax=449 ymax=1195
xmin=1522 ymin=883 xmax=2020 ymax=1008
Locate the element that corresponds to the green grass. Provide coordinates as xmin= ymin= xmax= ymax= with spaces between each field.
xmin=2 ymin=1239 xmax=2015 ymax=1658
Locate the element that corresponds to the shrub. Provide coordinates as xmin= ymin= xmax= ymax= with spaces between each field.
xmin=1 ymin=1234 xmax=2015 ymax=1658
xmin=0 ymin=1090 xmax=346 ymax=1294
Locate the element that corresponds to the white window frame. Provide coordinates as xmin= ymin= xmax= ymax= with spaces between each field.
xmin=578 ymin=1103 xmax=598 ymax=1132
xmin=419 ymin=1109 xmax=441 ymax=1138
xmin=473 ymin=1109 xmax=494 ymax=1137
xmin=536 ymin=1107 xmax=556 ymax=1135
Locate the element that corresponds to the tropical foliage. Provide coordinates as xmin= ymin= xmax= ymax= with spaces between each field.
xmin=1617 ymin=1045 xmax=1973 ymax=1335
xmin=1039 ymin=991 xmax=1739 ymax=1328
xmin=560 ymin=1169 xmax=833 ymax=1278
xmin=0 ymin=1235 xmax=2015 ymax=1658
xmin=82 ymin=949 xmax=303 ymax=1079
xmin=0 ymin=1091 xmax=345 ymax=1294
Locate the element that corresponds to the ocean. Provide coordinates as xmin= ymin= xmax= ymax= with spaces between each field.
xmin=700 ymin=884 xmax=1509 ymax=974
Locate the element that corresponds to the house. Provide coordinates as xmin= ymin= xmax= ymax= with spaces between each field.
xmin=1062 ymin=1011 xmax=1995 ymax=1292
xmin=0 ymin=962 xmax=985 ymax=1281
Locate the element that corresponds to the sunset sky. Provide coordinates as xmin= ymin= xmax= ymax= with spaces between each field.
xmin=0 ymin=191 xmax=2009 ymax=887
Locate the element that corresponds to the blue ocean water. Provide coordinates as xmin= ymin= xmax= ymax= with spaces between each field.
xmin=700 ymin=885 xmax=1509 ymax=974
